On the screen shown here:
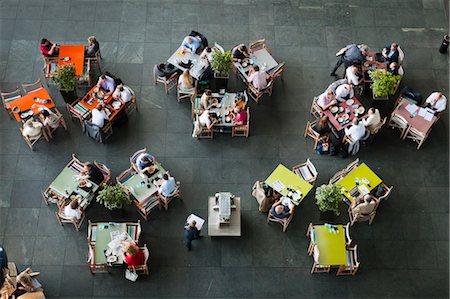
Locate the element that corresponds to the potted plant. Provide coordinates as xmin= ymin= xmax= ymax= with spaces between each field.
xmin=369 ymin=68 xmax=401 ymax=101
xmin=210 ymin=50 xmax=232 ymax=90
xmin=51 ymin=64 xmax=77 ymax=103
xmin=96 ymin=184 xmax=131 ymax=217
xmin=315 ymin=184 xmax=342 ymax=221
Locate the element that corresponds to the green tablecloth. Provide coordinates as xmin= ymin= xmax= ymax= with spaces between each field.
xmin=314 ymin=225 xmax=347 ymax=266
xmin=122 ymin=163 xmax=165 ymax=203
xmin=93 ymin=222 xmax=127 ymax=264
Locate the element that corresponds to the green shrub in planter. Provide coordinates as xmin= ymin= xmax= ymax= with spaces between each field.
xmin=51 ymin=64 xmax=76 ymax=92
xmin=315 ymin=184 xmax=342 ymax=216
xmin=211 ymin=50 xmax=232 ymax=78
xmin=369 ymin=68 xmax=400 ymax=98
xmin=96 ymin=184 xmax=131 ymax=210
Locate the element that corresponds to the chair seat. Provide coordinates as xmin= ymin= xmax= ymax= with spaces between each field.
xmin=298 ymin=165 xmax=313 ymax=181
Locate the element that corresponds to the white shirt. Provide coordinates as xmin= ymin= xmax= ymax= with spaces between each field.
xmin=345 ymin=123 xmax=366 ymax=141
xmin=346 ymin=66 xmax=360 ymax=86
xmin=199 ymin=110 xmax=211 ymax=127
xmin=113 ymin=86 xmax=132 ymax=103
xmin=97 ymin=76 xmax=116 ymax=92
xmin=425 ymin=92 xmax=447 ymax=113
xmin=22 ymin=120 xmax=42 ymax=138
xmin=43 ymin=110 xmax=59 ymax=129
xmin=362 ymin=109 xmax=381 ymax=133
xmin=91 ymin=108 xmax=108 ymax=128
xmin=335 ymin=84 xmax=354 ymax=102
xmin=64 ymin=205 xmax=82 ymax=220
xmin=248 ymin=71 xmax=269 ymax=90
xmin=159 ymin=177 xmax=176 ymax=197
xmin=317 ymin=92 xmax=335 ymax=109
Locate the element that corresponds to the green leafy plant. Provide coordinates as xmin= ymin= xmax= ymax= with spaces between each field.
xmin=51 ymin=64 xmax=76 ymax=91
xmin=315 ymin=184 xmax=342 ymax=216
xmin=96 ymin=184 xmax=131 ymax=210
xmin=369 ymin=68 xmax=401 ymax=98
xmin=210 ymin=50 xmax=232 ymax=77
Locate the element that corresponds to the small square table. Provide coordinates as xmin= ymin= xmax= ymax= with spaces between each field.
xmin=92 ymin=222 xmax=127 ymax=265
xmin=234 ymin=48 xmax=278 ymax=81
xmin=337 ymin=163 xmax=383 ymax=202
xmin=8 ymin=87 xmax=55 ymax=122
xmin=314 ymin=224 xmax=347 ymax=266
xmin=167 ymin=46 xmax=208 ymax=80
xmin=58 ymin=45 xmax=85 ymax=76
xmin=121 ymin=163 xmax=166 ymax=204
xmin=323 ymin=97 xmax=364 ymax=131
xmin=394 ymin=97 xmax=437 ymax=134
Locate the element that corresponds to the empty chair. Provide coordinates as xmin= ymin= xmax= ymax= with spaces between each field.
xmin=292 ymin=159 xmax=318 ymax=185
xmin=328 ymin=169 xmax=348 ymax=184
xmin=66 ymin=102 xmax=85 ymax=128
xmin=306 ymin=223 xmax=316 ymax=256
xmin=373 ymin=183 xmax=393 ymax=201
xmin=304 ymin=119 xmax=322 ymax=149
xmin=125 ymin=88 xmax=138 ymax=115
xmin=93 ymin=160 xmax=111 ymax=188
xmin=404 ymin=126 xmax=429 ymax=150
xmin=269 ymin=62 xmax=285 ymax=80
xmin=87 ymin=243 xmax=108 ymax=274
xmin=247 ymin=79 xmax=273 ymax=103
xmin=153 ymin=69 xmax=179 ymax=95
xmin=22 ymin=78 xmax=43 ymax=94
xmin=232 ymin=107 xmax=250 ymax=137
xmin=311 ymin=245 xmax=331 ymax=273
xmin=159 ymin=183 xmax=181 ymax=210
xmin=132 ymin=244 xmax=150 ymax=275
xmin=388 ymin=112 xmax=409 ymax=139
xmin=310 ymin=97 xmax=323 ymax=119
xmin=345 ymin=158 xmax=360 ymax=173
xmin=77 ymin=60 xmax=92 ymax=87
xmin=249 ymin=39 xmax=269 ymax=53
xmin=1 ymin=87 xmax=22 ymax=118
xmin=55 ymin=200 xmax=85 ymax=231
xmin=267 ymin=208 xmax=294 ymax=232
xmin=126 ymin=221 xmax=142 ymax=242
xmin=336 ymin=245 xmax=360 ymax=276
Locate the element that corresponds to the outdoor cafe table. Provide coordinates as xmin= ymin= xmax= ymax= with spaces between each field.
xmin=314 ymin=224 xmax=347 ymax=266
xmin=265 ymin=164 xmax=313 ymax=205
xmin=234 ymin=48 xmax=278 ymax=81
xmin=58 ymin=45 xmax=85 ymax=76
xmin=337 ymin=163 xmax=382 ymax=202
xmin=167 ymin=46 xmax=208 ymax=80
xmin=8 ymin=87 xmax=55 ymax=122
xmin=394 ymin=97 xmax=438 ymax=135
xmin=92 ymin=222 xmax=128 ymax=265
xmin=323 ymin=97 xmax=364 ymax=131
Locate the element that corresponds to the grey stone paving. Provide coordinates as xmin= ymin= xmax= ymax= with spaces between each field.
xmin=0 ymin=0 xmax=448 ymax=298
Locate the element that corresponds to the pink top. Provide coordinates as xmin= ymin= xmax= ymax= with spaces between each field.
xmin=236 ymin=110 xmax=247 ymax=125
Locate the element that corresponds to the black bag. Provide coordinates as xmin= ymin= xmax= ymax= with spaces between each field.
xmin=400 ymin=87 xmax=423 ymax=105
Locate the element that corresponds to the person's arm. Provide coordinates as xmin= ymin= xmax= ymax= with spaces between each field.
xmin=48 ymin=43 xmax=57 ymax=55
xmin=323 ymin=99 xmax=337 ymax=110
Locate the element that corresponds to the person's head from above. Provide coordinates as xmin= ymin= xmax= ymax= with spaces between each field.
xmin=326 ymin=89 xmax=335 ymax=99
xmin=390 ymin=43 xmax=398 ymax=51
xmin=118 ymin=86 xmax=124 ymax=92
xmin=234 ymin=106 xmax=242 ymax=114
xmin=351 ymin=63 xmax=359 ymax=72
xmin=205 ymin=47 xmax=211 ymax=53
xmin=205 ymin=90 xmax=212 ymax=96
xmin=163 ymin=173 xmax=169 ymax=181
xmin=253 ymin=65 xmax=260 ymax=72
xmin=359 ymin=44 xmax=369 ymax=56
xmin=41 ymin=109 xmax=50 ymax=118
xmin=389 ymin=62 xmax=398 ymax=71
xmin=363 ymin=194 xmax=372 ymax=203
xmin=141 ymin=155 xmax=152 ymax=164
xmin=70 ymin=200 xmax=79 ymax=210
xmin=182 ymin=69 xmax=189 ymax=77
xmin=88 ymin=35 xmax=97 ymax=45
xmin=274 ymin=205 xmax=285 ymax=215
xmin=189 ymin=220 xmax=196 ymax=228
xmin=40 ymin=38 xmax=50 ymax=46
xmin=97 ymin=103 xmax=104 ymax=111
xmin=352 ymin=118 xmax=359 ymax=125
xmin=239 ymin=45 xmax=247 ymax=52
xmin=186 ymin=37 xmax=193 ymax=44
xmin=157 ymin=63 xmax=165 ymax=71
xmin=368 ymin=107 xmax=376 ymax=115
xmin=319 ymin=115 xmax=329 ymax=126
xmin=125 ymin=243 xmax=138 ymax=255
xmin=85 ymin=162 xmax=94 ymax=171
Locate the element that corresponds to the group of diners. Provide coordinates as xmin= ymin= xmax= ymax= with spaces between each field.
xmin=40 ymin=36 xmax=100 ymax=59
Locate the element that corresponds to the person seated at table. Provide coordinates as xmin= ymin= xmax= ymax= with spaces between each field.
xmin=157 ymin=173 xmax=177 ymax=197
xmin=381 ymin=43 xmax=399 ymax=65
xmin=91 ymin=104 xmax=108 ymax=128
xmin=153 ymin=63 xmax=178 ymax=79
xmin=387 ymin=62 xmax=399 ymax=76
xmin=22 ymin=118 xmax=43 ymax=139
xmin=78 ymin=162 xmax=104 ymax=185
xmin=423 ymin=91 xmax=447 ymax=114
xmin=314 ymin=115 xmax=331 ymax=136
xmin=231 ymin=44 xmax=250 ymax=62
xmin=181 ymin=36 xmax=202 ymax=54
xmin=199 ymin=90 xmax=214 ymax=110
xmin=200 ymin=46 xmax=218 ymax=64
xmin=335 ymin=83 xmax=354 ymax=102
xmin=248 ymin=65 xmax=271 ymax=90
xmin=96 ymin=74 xmax=116 ymax=97
xmin=198 ymin=109 xmax=216 ymax=130
xmin=345 ymin=63 xmax=362 ymax=86
xmin=122 ymin=242 xmax=145 ymax=267
xmin=317 ymin=90 xmax=337 ymax=110
xmin=330 ymin=44 xmax=369 ymax=76
xmin=16 ymin=267 xmax=43 ymax=293
xmin=270 ymin=200 xmax=293 ymax=219
xmin=64 ymin=199 xmax=84 ymax=221
xmin=112 ymin=85 xmax=133 ymax=104
xmin=178 ymin=70 xmax=194 ymax=90
xmin=85 ymin=35 xmax=100 ymax=58
xmin=38 ymin=106 xmax=59 ymax=130
xmin=136 ymin=152 xmax=156 ymax=175
xmin=362 ymin=107 xmax=381 ymax=134
xmin=350 ymin=194 xmax=379 ymax=217
xmin=233 ymin=106 xmax=247 ymax=125
xmin=40 ymin=38 xmax=58 ymax=57
xmin=344 ymin=118 xmax=368 ymax=142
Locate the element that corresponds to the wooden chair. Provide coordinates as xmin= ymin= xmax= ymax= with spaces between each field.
xmin=41 ymin=189 xmax=63 ymax=206
xmin=306 ymin=223 xmax=316 ymax=256
xmin=177 ymin=81 xmax=197 ymax=103
xmin=304 ymin=120 xmax=321 ymax=149
xmin=348 ymin=198 xmax=380 ymax=225
xmin=292 ymin=158 xmax=318 ymax=185
xmin=267 ymin=208 xmax=294 ymax=232
xmin=344 ymin=222 xmax=352 ymax=245
xmin=126 ymin=221 xmax=142 ymax=242
xmin=22 ymin=78 xmax=43 ymax=94
xmin=328 ymin=169 xmax=348 ymax=184
xmin=131 ymin=244 xmax=150 ymax=275
xmin=232 ymin=107 xmax=250 ymax=137
xmin=154 ymin=70 xmax=179 ymax=95
xmin=76 ymin=60 xmax=92 ymax=87
xmin=311 ymin=245 xmax=331 ymax=273
xmin=249 ymin=39 xmax=271 ymax=53
xmin=42 ymin=60 xmax=58 ymax=85
xmin=55 ymin=201 xmax=85 ymax=231
xmin=66 ymin=102 xmax=85 ymax=128
xmin=247 ymin=80 xmax=273 ymax=104
xmin=19 ymin=125 xmax=49 ymax=151
xmin=1 ymin=87 xmax=22 ymax=119
xmin=310 ymin=97 xmax=323 ymax=119
xmin=398 ymin=46 xmax=405 ymax=65
xmin=87 ymin=243 xmax=108 ymax=274
xmin=94 ymin=160 xmax=111 ymax=188
xmin=86 ymin=49 xmax=102 ymax=73
xmin=159 ymin=183 xmax=181 ymax=210
xmin=130 ymin=148 xmax=147 ymax=172
xmin=42 ymin=109 xmax=68 ymax=138
xmin=373 ymin=183 xmax=393 ymax=201
xmin=336 ymin=245 xmax=360 ymax=276
xmin=345 ymin=158 xmax=360 ymax=173
xmin=404 ymin=126 xmax=429 ymax=150
xmin=269 ymin=62 xmax=285 ymax=80
xmin=197 ymin=125 xmax=214 ymax=139
xmin=393 ymin=66 xmax=404 ymax=93
xmin=388 ymin=112 xmax=409 ymax=139
xmin=102 ymin=122 xmax=113 ymax=141
xmin=370 ymin=117 xmax=387 ymax=135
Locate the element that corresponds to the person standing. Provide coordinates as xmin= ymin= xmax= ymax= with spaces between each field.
xmin=184 ymin=220 xmax=202 ymax=251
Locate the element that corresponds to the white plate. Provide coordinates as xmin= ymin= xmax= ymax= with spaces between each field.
xmin=107 ymin=255 xmax=117 ymax=263
xmin=357 ymin=106 xmax=365 ymax=114
xmin=346 ymin=99 xmax=354 ymax=105
xmin=362 ymin=178 xmax=370 ymax=185
xmin=94 ymin=87 xmax=99 ymax=93
xmin=338 ymin=107 xmax=344 ymax=113
xmin=330 ymin=106 xmax=339 ymax=113
xmin=342 ymin=113 xmax=349 ymax=120
xmin=337 ymin=117 xmax=343 ymax=122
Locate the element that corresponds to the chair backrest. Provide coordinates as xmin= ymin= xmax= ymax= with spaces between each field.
xmin=94 ymin=161 xmax=111 ymax=183
xmin=377 ymin=184 xmax=393 ymax=201
xmin=327 ymin=79 xmax=347 ymax=93
xmin=270 ymin=62 xmax=285 ymax=79
xmin=142 ymin=244 xmax=150 ymax=264
xmin=329 ymin=169 xmax=348 ymax=184
xmin=313 ymin=245 xmax=320 ymax=262
xmin=390 ymin=113 xmax=408 ymax=128
xmin=344 ymin=223 xmax=352 ymax=245
xmin=307 ymin=120 xmax=320 ymax=138
xmin=249 ymin=39 xmax=266 ymax=52
xmin=1 ymin=87 xmax=22 ymax=106
xmin=130 ymin=148 xmax=147 ymax=164
xmin=372 ymin=117 xmax=387 ymax=135
xmin=398 ymin=66 xmax=404 ymax=77
xmin=22 ymin=79 xmax=43 ymax=94
xmin=116 ymin=167 xmax=135 ymax=184
xmin=397 ymin=46 xmax=405 ymax=64
xmin=346 ymin=158 xmax=360 ymax=172
xmin=306 ymin=158 xmax=318 ymax=177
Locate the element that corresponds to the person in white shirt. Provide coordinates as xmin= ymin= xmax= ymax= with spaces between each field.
xmin=91 ymin=104 xmax=108 ymax=128
xmin=64 ymin=200 xmax=83 ymax=221
xmin=22 ymin=119 xmax=43 ymax=139
xmin=345 ymin=64 xmax=362 ymax=86
xmin=362 ymin=108 xmax=381 ymax=134
xmin=345 ymin=118 xmax=367 ymax=141
xmin=198 ymin=109 xmax=216 ymax=129
xmin=317 ymin=90 xmax=337 ymax=110
xmin=113 ymin=85 xmax=133 ymax=104
xmin=335 ymin=84 xmax=354 ymax=102
xmin=158 ymin=173 xmax=177 ymax=197
xmin=248 ymin=65 xmax=270 ymax=90
xmin=424 ymin=92 xmax=447 ymax=113
xmin=38 ymin=106 xmax=59 ymax=129
xmin=199 ymin=47 xmax=217 ymax=64
xmin=178 ymin=70 xmax=194 ymax=90
xmin=96 ymin=74 xmax=116 ymax=97
xmin=199 ymin=90 xmax=214 ymax=110
xmin=351 ymin=194 xmax=378 ymax=217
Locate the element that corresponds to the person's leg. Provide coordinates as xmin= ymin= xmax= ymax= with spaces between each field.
xmin=330 ymin=55 xmax=344 ymax=76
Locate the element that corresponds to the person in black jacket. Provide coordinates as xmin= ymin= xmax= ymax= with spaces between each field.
xmin=381 ymin=43 xmax=399 ymax=65
xmin=184 ymin=221 xmax=202 ymax=251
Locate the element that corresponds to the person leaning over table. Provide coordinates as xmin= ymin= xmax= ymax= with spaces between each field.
xmin=233 ymin=106 xmax=247 ymax=125
xmin=178 ymin=69 xmax=194 ymax=90
xmin=345 ymin=118 xmax=368 ymax=142
xmin=198 ymin=109 xmax=217 ymax=130
xmin=135 ymin=152 xmax=156 ymax=175
xmin=345 ymin=63 xmax=362 ymax=86
xmin=37 ymin=105 xmax=59 ymax=130
xmin=91 ymin=103 xmax=108 ymax=128
xmin=21 ymin=118 xmax=43 ymax=139
xmin=77 ymin=162 xmax=104 ymax=185
xmin=85 ymin=35 xmax=100 ymax=58
xmin=157 ymin=173 xmax=177 ymax=197
xmin=335 ymin=83 xmax=354 ymax=102
xmin=112 ymin=85 xmax=133 ymax=105
xmin=40 ymin=38 xmax=58 ymax=57
xmin=184 ymin=220 xmax=202 ymax=251
xmin=270 ymin=200 xmax=293 ymax=219
xmin=181 ymin=36 xmax=202 ymax=54
xmin=96 ymin=74 xmax=116 ymax=97
xmin=231 ymin=44 xmax=250 ymax=62
xmin=388 ymin=62 xmax=399 ymax=76
xmin=248 ymin=65 xmax=271 ymax=90
xmin=350 ymin=194 xmax=379 ymax=217
xmin=317 ymin=90 xmax=338 ymax=110
xmin=330 ymin=44 xmax=369 ymax=77
xmin=423 ymin=92 xmax=447 ymax=114
xmin=64 ymin=199 xmax=84 ymax=221
xmin=121 ymin=242 xmax=145 ymax=267
xmin=362 ymin=107 xmax=381 ymax=134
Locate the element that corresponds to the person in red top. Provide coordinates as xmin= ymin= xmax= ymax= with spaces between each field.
xmin=234 ymin=106 xmax=247 ymax=125
xmin=122 ymin=242 xmax=145 ymax=267
xmin=40 ymin=38 xmax=58 ymax=57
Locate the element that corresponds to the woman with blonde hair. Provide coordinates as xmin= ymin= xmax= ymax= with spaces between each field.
xmin=122 ymin=242 xmax=145 ymax=267
xmin=178 ymin=69 xmax=194 ymax=90
xmin=85 ymin=35 xmax=100 ymax=57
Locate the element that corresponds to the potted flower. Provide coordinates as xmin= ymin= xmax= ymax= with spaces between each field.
xmin=315 ymin=184 xmax=342 ymax=221
xmin=210 ymin=50 xmax=232 ymax=90
xmin=96 ymin=184 xmax=131 ymax=217
xmin=369 ymin=68 xmax=401 ymax=101
xmin=51 ymin=64 xmax=77 ymax=103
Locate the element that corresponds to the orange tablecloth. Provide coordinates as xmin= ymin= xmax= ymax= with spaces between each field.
xmin=74 ymin=86 xmax=124 ymax=122
xmin=8 ymin=87 xmax=55 ymax=122
xmin=58 ymin=45 xmax=85 ymax=76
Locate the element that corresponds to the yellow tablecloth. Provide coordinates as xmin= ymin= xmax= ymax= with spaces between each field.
xmin=265 ymin=164 xmax=313 ymax=205
xmin=338 ymin=163 xmax=382 ymax=202
xmin=314 ymin=225 xmax=347 ymax=266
